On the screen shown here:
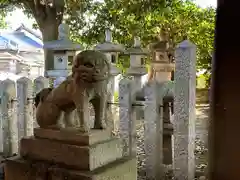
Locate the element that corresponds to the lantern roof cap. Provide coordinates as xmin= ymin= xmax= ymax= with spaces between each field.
xmin=125 ymin=47 xmax=149 ymax=55
xmin=43 ymin=23 xmax=82 ymax=51
xmin=125 ymin=36 xmax=149 ymax=55
xmin=94 ymin=29 xmax=125 ymax=52
xmin=94 ymin=42 xmax=125 ymax=52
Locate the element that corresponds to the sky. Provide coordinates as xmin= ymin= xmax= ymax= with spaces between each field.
xmin=5 ymin=0 xmax=217 ymax=31
xmin=195 ymin=0 xmax=216 ymax=8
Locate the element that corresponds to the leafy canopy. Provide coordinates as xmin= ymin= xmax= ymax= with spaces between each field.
xmin=67 ymin=0 xmax=215 ymax=73
xmin=0 ymin=0 xmax=215 ymax=76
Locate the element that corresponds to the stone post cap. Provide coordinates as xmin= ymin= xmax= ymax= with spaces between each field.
xmin=58 ymin=23 xmax=70 ymax=40
xmin=177 ymin=40 xmax=196 ymax=48
xmin=125 ymin=36 xmax=149 ymax=55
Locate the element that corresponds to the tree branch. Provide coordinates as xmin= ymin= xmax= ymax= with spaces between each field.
xmin=22 ymin=0 xmax=47 ymax=28
xmin=34 ymin=0 xmax=47 ymax=19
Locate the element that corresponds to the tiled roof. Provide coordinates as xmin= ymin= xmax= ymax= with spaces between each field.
xmin=15 ymin=24 xmax=42 ymax=40
xmin=0 ymin=24 xmax=43 ymax=51
xmin=0 ymin=52 xmax=23 ymax=61
xmin=1 ymin=32 xmax=42 ymax=50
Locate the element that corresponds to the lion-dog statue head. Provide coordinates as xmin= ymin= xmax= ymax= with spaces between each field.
xmin=72 ymin=50 xmax=110 ymax=84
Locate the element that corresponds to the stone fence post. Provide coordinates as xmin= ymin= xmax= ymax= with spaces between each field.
xmin=144 ymin=81 xmax=164 ymax=179
xmin=17 ymin=77 xmax=34 ymax=146
xmin=173 ymin=40 xmax=196 ymax=180
xmin=34 ymin=76 xmax=49 ymax=94
xmin=33 ymin=76 xmax=49 ymax=128
xmin=0 ymin=79 xmax=18 ymax=157
xmin=119 ymin=78 xmax=136 ymax=157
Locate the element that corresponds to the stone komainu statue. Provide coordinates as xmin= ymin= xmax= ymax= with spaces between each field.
xmin=35 ymin=50 xmax=110 ymax=133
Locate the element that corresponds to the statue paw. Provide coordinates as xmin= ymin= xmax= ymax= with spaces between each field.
xmin=111 ymin=131 xmax=118 ymax=136
xmin=78 ymin=126 xmax=90 ymax=133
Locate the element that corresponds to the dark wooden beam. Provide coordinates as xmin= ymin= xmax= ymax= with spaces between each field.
xmin=208 ymin=0 xmax=240 ymax=179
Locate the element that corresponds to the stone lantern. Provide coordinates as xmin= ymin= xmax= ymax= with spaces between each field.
xmin=43 ymin=23 xmax=82 ymax=86
xmin=150 ymin=40 xmax=175 ymax=82
xmin=94 ymin=29 xmax=125 ymax=102
xmin=125 ymin=36 xmax=149 ymax=91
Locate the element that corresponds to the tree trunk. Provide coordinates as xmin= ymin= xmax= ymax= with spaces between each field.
xmin=23 ymin=1 xmax=63 ymax=77
xmin=40 ymin=21 xmax=59 ymax=76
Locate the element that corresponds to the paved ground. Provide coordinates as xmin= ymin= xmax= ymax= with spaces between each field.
xmin=195 ymin=104 xmax=209 ymax=174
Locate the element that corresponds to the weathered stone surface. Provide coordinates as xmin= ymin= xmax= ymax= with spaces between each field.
xmin=163 ymin=123 xmax=173 ymax=135
xmin=4 ymin=159 xmax=49 ymax=180
xmin=119 ymin=78 xmax=135 ymax=157
xmin=49 ymin=157 xmax=137 ymax=180
xmin=144 ymin=81 xmax=164 ymax=179
xmin=34 ymin=128 xmax=113 ymax=146
xmin=5 ymin=157 xmax=136 ymax=180
xmin=173 ymin=40 xmax=196 ymax=180
xmin=0 ymin=79 xmax=18 ymax=157
xmin=163 ymin=134 xmax=172 ymax=165
xmin=20 ymin=136 xmax=123 ymax=171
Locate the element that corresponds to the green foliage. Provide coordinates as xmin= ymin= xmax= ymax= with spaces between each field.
xmin=197 ymin=74 xmax=207 ymax=88
xmin=0 ymin=4 xmax=8 ymax=29
xmin=114 ymin=91 xmax=119 ymax=103
xmin=0 ymin=0 xmax=215 ymax=77
xmin=0 ymin=14 xmax=7 ymax=29
xmin=161 ymin=0 xmax=215 ymax=71
xmin=66 ymin=0 xmax=215 ymax=74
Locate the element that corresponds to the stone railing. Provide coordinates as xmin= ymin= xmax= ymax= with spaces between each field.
xmin=118 ymin=40 xmax=197 ymax=179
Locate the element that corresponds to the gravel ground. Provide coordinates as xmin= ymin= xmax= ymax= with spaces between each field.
xmin=136 ymin=104 xmax=209 ymax=180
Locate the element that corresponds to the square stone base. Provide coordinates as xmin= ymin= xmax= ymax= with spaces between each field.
xmin=5 ymin=157 xmax=137 ymax=180
xmin=33 ymin=128 xmax=113 ymax=146
xmin=20 ymin=129 xmax=123 ymax=171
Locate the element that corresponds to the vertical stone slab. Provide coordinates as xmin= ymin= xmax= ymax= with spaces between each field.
xmin=0 ymin=79 xmax=18 ymax=157
xmin=106 ymin=74 xmax=116 ymax=133
xmin=33 ymin=76 xmax=49 ymax=128
xmin=17 ymin=77 xmax=34 ymax=144
xmin=173 ymin=40 xmax=196 ymax=180
xmin=119 ymin=78 xmax=135 ymax=157
xmin=144 ymin=80 xmax=164 ymax=179
xmin=0 ymin=80 xmax=3 ymax=153
xmin=132 ymin=76 xmax=143 ymax=121
xmin=133 ymin=76 xmax=142 ymax=91
xmin=34 ymin=76 xmax=49 ymax=94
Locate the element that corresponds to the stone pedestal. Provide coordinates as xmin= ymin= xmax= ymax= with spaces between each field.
xmin=5 ymin=128 xmax=137 ymax=180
